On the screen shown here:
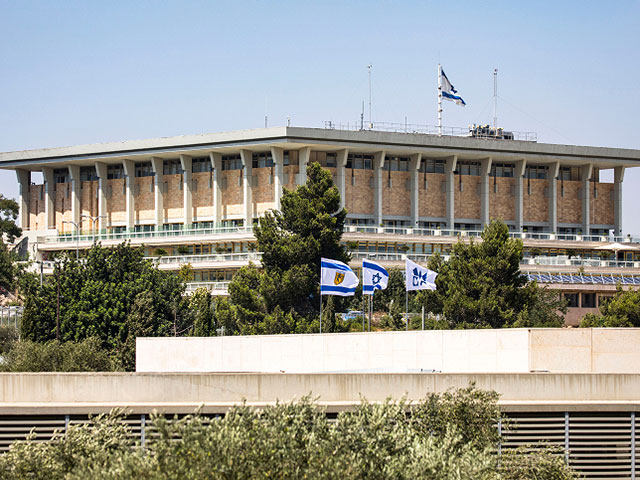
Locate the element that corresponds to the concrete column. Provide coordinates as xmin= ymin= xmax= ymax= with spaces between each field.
xmin=373 ymin=151 xmax=386 ymax=227
xmin=94 ymin=162 xmax=108 ymax=232
xmin=239 ymin=150 xmax=253 ymax=227
xmin=67 ymin=165 xmax=81 ymax=228
xmin=514 ymin=159 xmax=527 ymax=232
xmin=614 ymin=166 xmax=625 ymax=235
xmin=445 ymin=156 xmax=457 ymax=229
xmin=150 ymin=158 xmax=164 ymax=230
xmin=480 ymin=157 xmax=492 ymax=227
xmin=336 ymin=149 xmax=349 ymax=210
xmin=180 ymin=155 xmax=193 ymax=228
xmin=122 ymin=160 xmax=135 ymax=230
xmin=581 ymin=164 xmax=593 ymax=235
xmin=409 ymin=153 xmax=422 ymax=227
xmin=270 ymin=147 xmax=284 ymax=210
xmin=16 ymin=169 xmax=30 ymax=230
xmin=209 ymin=153 xmax=222 ymax=225
xmin=297 ymin=147 xmax=311 ymax=185
xmin=549 ymin=162 xmax=560 ymax=234
xmin=42 ymin=167 xmax=55 ymax=230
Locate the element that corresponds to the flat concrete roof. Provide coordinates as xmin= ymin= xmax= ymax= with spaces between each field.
xmin=1 ymin=126 xmax=639 ymax=169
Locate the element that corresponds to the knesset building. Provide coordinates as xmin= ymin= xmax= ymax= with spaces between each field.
xmin=2 ymin=125 xmax=640 ymax=324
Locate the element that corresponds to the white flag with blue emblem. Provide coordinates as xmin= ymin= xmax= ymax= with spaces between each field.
xmin=321 ymin=258 xmax=359 ymax=296
xmin=363 ymin=259 xmax=389 ymax=295
xmin=405 ymin=258 xmax=438 ymax=291
xmin=441 ymin=68 xmax=466 ymax=106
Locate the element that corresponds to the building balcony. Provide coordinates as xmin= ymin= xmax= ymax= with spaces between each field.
xmin=185 ymin=281 xmax=230 ymax=295
xmin=37 ymin=226 xmax=255 ymax=250
xmin=35 ymin=225 xmax=639 ymax=252
xmin=149 ymin=252 xmax=262 ymax=270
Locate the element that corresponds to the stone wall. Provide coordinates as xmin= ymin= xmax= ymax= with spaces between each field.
xmin=523 ymin=178 xmax=549 ymax=223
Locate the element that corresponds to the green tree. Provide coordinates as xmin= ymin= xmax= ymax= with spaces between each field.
xmin=579 ymin=285 xmax=640 ymax=327
xmin=0 ymin=241 xmax=16 ymax=291
xmin=226 ymin=162 xmax=350 ymax=333
xmin=0 ymin=194 xmax=21 ymax=242
xmin=20 ymin=243 xmax=187 ymax=370
xmin=417 ymin=221 xmax=566 ymax=329
xmin=0 ymin=195 xmax=22 ymax=291
xmin=189 ymin=287 xmax=216 ymax=336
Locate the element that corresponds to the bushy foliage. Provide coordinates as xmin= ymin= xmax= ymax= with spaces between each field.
xmin=580 ymin=285 xmax=640 ymax=327
xmin=0 ymin=326 xmax=18 ymax=355
xmin=0 ymin=195 xmax=21 ymax=243
xmin=20 ymin=243 xmax=187 ymax=370
xmin=417 ymin=221 xmax=567 ymax=329
xmin=0 ymin=387 xmax=577 ymax=480
xmin=499 ymin=446 xmax=576 ymax=480
xmin=0 ymin=337 xmax=115 ymax=372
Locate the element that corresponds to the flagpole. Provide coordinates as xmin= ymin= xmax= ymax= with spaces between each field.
xmin=368 ymin=294 xmax=372 ymax=332
xmin=361 ymin=265 xmax=365 ymax=332
xmin=405 ymin=289 xmax=409 ymax=331
xmin=437 ymin=64 xmax=443 ymax=137
xmin=319 ymin=294 xmax=323 ymax=334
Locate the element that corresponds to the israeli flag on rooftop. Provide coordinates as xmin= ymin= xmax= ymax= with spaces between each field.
xmin=320 ymin=258 xmax=359 ymax=296
xmin=441 ymin=68 xmax=466 ymax=106
xmin=405 ymin=258 xmax=438 ymax=291
xmin=363 ymin=259 xmax=389 ymax=295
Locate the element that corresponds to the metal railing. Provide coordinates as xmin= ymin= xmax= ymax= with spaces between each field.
xmin=42 ymin=226 xmax=254 ymax=244
xmin=37 ymin=225 xmax=640 ymax=247
xmin=150 ymin=252 xmax=262 ymax=265
xmin=343 ymin=225 xmax=640 ymax=243
xmin=322 ymin=121 xmax=538 ymax=142
xmin=185 ymin=282 xmax=231 ymax=294
xmin=524 ymin=256 xmax=640 ymax=269
xmin=350 ymin=252 xmax=443 ymax=263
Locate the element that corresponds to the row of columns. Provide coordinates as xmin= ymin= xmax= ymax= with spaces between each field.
xmin=15 ymin=155 xmax=626 ymax=236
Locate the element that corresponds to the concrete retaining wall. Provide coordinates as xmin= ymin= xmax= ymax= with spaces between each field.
xmin=137 ymin=328 xmax=640 ymax=374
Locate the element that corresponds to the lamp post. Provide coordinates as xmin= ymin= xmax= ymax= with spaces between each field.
xmin=81 ymin=214 xmax=106 ymax=242
xmin=62 ymin=220 xmax=80 ymax=261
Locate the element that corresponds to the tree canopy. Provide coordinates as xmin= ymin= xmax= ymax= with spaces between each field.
xmin=221 ymin=162 xmax=350 ymax=334
xmin=20 ymin=243 xmax=187 ymax=370
xmin=580 ymin=285 xmax=640 ymax=327
xmin=418 ymin=221 xmax=566 ymax=329
xmin=0 ymin=194 xmax=21 ymax=243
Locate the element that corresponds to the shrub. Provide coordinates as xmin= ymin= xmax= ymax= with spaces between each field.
xmin=0 ymin=387 xmax=578 ymax=479
xmin=0 ymin=337 xmax=115 ymax=372
xmin=0 ymin=326 xmax=18 ymax=355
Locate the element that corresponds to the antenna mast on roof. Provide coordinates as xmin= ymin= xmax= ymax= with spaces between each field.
xmin=493 ymin=69 xmax=498 ymax=129
xmin=367 ymin=64 xmax=373 ymax=129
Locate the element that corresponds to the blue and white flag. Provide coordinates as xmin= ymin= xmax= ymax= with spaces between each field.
xmin=321 ymin=257 xmax=359 ymax=296
xmin=363 ymin=259 xmax=389 ymax=295
xmin=405 ymin=258 xmax=438 ymax=291
xmin=441 ymin=68 xmax=466 ymax=106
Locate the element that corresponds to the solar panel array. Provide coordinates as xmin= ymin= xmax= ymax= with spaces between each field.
xmin=526 ymin=272 xmax=640 ymax=285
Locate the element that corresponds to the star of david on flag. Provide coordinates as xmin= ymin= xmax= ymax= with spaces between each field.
xmin=363 ymin=259 xmax=389 ymax=295
xmin=405 ymin=258 xmax=438 ymax=291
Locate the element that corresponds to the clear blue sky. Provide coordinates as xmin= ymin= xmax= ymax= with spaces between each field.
xmin=1 ymin=1 xmax=639 ymax=232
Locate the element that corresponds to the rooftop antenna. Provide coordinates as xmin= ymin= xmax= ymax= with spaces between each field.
xmin=360 ymin=101 xmax=365 ymax=130
xmin=264 ymin=96 xmax=268 ymax=128
xmin=493 ymin=68 xmax=498 ymax=129
xmin=367 ymin=64 xmax=373 ymax=129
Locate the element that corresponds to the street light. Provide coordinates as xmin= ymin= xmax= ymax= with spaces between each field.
xmin=81 ymin=214 xmax=106 ymax=242
xmin=62 ymin=220 xmax=80 ymax=260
